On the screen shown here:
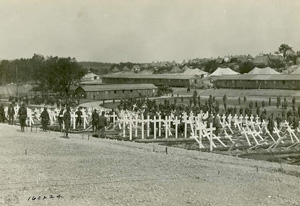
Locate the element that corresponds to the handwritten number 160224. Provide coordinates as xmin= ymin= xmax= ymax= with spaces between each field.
xmin=28 ymin=195 xmax=63 ymax=201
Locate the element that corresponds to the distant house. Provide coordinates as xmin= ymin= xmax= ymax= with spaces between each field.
xmin=268 ymin=54 xmax=284 ymax=62
xmin=122 ymin=66 xmax=130 ymax=72
xmin=81 ymin=72 xmax=100 ymax=82
xmin=132 ymin=65 xmax=141 ymax=73
xmin=111 ymin=67 xmax=120 ymax=73
xmin=74 ymin=84 xmax=157 ymax=100
xmin=181 ymin=65 xmax=190 ymax=71
xmin=170 ymin=66 xmax=182 ymax=73
xmin=216 ymin=57 xmax=224 ymax=64
xmin=253 ymin=55 xmax=271 ymax=67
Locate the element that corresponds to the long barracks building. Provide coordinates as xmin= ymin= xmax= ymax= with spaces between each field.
xmin=213 ymin=74 xmax=300 ymax=90
xmin=102 ymin=74 xmax=200 ymax=87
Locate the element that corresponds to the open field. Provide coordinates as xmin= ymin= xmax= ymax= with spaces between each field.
xmin=1 ymin=124 xmax=300 ymax=206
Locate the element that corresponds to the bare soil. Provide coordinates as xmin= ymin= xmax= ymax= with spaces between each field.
xmin=0 ymin=124 xmax=300 ymax=206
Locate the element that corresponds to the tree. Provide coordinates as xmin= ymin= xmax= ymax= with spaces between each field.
xmin=34 ymin=56 xmax=85 ymax=96
xmin=279 ymin=44 xmax=293 ymax=58
xmin=239 ymin=61 xmax=255 ymax=74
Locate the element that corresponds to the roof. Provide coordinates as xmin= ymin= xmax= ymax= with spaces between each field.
xmin=253 ymin=55 xmax=271 ymax=66
xmin=82 ymin=72 xmax=98 ymax=79
xmin=111 ymin=67 xmax=120 ymax=72
xmin=81 ymin=80 xmax=104 ymax=85
xmin=122 ymin=66 xmax=130 ymax=71
xmin=210 ymin=67 xmax=239 ymax=76
xmin=0 ymin=84 xmax=33 ymax=96
xmin=291 ymin=67 xmax=300 ymax=74
xmin=77 ymin=84 xmax=157 ymax=92
xmin=249 ymin=67 xmax=280 ymax=75
xmin=214 ymin=74 xmax=300 ymax=81
xmin=102 ymin=73 xmax=199 ymax=80
xmin=184 ymin=68 xmax=208 ymax=75
xmin=170 ymin=66 xmax=182 ymax=73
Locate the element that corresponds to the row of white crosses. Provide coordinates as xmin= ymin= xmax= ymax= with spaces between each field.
xmin=2 ymin=105 xmax=118 ymax=130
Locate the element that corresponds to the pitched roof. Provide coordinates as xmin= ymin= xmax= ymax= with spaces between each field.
xmin=214 ymin=74 xmax=300 ymax=81
xmin=210 ymin=67 xmax=239 ymax=76
xmin=78 ymin=84 xmax=157 ymax=92
xmin=170 ymin=66 xmax=182 ymax=73
xmin=184 ymin=68 xmax=208 ymax=75
xmin=249 ymin=67 xmax=280 ymax=75
xmin=290 ymin=66 xmax=300 ymax=74
xmin=122 ymin=66 xmax=130 ymax=71
xmin=111 ymin=67 xmax=120 ymax=72
xmin=253 ymin=55 xmax=271 ymax=66
xmin=103 ymin=73 xmax=199 ymax=80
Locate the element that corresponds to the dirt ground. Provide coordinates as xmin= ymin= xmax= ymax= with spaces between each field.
xmin=1 ymin=124 xmax=300 ymax=206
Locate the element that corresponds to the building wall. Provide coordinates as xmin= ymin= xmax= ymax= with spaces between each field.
xmin=102 ymin=77 xmax=194 ymax=87
xmin=84 ymin=88 xmax=157 ymax=100
xmin=215 ymin=79 xmax=300 ymax=90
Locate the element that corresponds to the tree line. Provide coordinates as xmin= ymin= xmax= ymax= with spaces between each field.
xmin=0 ymin=54 xmax=85 ymax=96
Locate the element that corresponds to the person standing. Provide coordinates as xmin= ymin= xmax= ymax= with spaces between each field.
xmin=0 ymin=104 xmax=4 ymax=123
xmin=40 ymin=107 xmax=50 ymax=132
xmin=91 ymin=109 xmax=99 ymax=132
xmin=58 ymin=108 xmax=64 ymax=131
xmin=98 ymin=111 xmax=107 ymax=138
xmin=75 ymin=107 xmax=82 ymax=128
xmin=8 ymin=103 xmax=15 ymax=125
xmin=267 ymin=114 xmax=274 ymax=135
xmin=18 ymin=104 xmax=27 ymax=132
xmin=275 ymin=114 xmax=282 ymax=128
xmin=63 ymin=107 xmax=71 ymax=138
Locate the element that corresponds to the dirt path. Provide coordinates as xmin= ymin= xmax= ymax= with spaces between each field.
xmin=0 ymin=124 xmax=300 ymax=206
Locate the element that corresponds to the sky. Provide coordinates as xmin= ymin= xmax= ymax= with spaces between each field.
xmin=0 ymin=0 xmax=299 ymax=63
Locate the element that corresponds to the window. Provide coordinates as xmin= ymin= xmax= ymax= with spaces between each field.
xmin=282 ymin=80 xmax=285 ymax=84
xmin=114 ymin=90 xmax=116 ymax=94
xmin=123 ymin=90 xmax=125 ymax=93
xmin=130 ymin=90 xmax=133 ymax=92
xmin=105 ymin=91 xmax=108 ymax=95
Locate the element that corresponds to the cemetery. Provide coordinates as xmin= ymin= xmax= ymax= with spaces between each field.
xmin=3 ymin=101 xmax=300 ymax=165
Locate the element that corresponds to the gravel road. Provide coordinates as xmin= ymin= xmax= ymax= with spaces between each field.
xmin=0 ymin=124 xmax=300 ymax=206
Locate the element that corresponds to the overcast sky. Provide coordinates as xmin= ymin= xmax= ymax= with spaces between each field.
xmin=0 ymin=0 xmax=299 ymax=63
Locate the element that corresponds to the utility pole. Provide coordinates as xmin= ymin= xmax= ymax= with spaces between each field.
xmin=16 ymin=65 xmax=18 ymax=98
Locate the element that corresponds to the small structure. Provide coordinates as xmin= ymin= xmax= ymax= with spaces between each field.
xmin=132 ymin=65 xmax=141 ymax=73
xmin=74 ymin=84 xmax=158 ymax=100
xmin=181 ymin=65 xmax=190 ymax=71
xmin=81 ymin=72 xmax=99 ymax=82
xmin=210 ymin=67 xmax=239 ymax=77
xmin=253 ymin=55 xmax=271 ymax=67
xmin=169 ymin=66 xmax=182 ymax=73
xmin=184 ymin=68 xmax=208 ymax=78
xmin=111 ymin=67 xmax=120 ymax=73
xmin=122 ymin=66 xmax=130 ymax=72
xmin=214 ymin=74 xmax=300 ymax=90
xmin=248 ymin=67 xmax=280 ymax=75
xmin=102 ymin=74 xmax=200 ymax=87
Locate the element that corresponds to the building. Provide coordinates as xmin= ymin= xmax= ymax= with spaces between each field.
xmin=102 ymin=74 xmax=200 ymax=87
xmin=253 ymin=55 xmax=271 ymax=67
xmin=81 ymin=72 xmax=100 ymax=82
xmin=213 ymin=74 xmax=300 ymax=90
xmin=74 ymin=84 xmax=157 ymax=100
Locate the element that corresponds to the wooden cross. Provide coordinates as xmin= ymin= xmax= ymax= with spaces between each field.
xmin=71 ymin=112 xmax=77 ymax=130
xmin=206 ymin=123 xmax=216 ymax=151
xmin=172 ymin=116 xmax=180 ymax=139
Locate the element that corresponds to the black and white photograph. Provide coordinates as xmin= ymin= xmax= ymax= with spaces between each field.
xmin=0 ymin=0 xmax=300 ymax=205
